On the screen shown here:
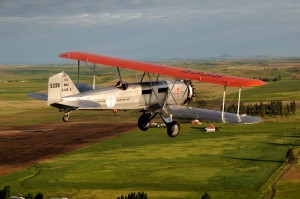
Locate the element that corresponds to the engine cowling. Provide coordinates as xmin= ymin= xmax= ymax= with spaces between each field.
xmin=183 ymin=80 xmax=195 ymax=105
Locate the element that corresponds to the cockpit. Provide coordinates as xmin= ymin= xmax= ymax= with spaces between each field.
xmin=115 ymin=81 xmax=128 ymax=90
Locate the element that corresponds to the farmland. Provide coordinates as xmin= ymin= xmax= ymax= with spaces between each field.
xmin=0 ymin=58 xmax=299 ymax=198
xmin=1 ymin=121 xmax=299 ymax=198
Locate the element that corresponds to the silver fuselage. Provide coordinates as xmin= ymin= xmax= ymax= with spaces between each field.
xmin=60 ymin=80 xmax=191 ymax=110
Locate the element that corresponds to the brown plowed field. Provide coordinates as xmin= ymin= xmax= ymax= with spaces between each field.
xmin=0 ymin=122 xmax=136 ymax=176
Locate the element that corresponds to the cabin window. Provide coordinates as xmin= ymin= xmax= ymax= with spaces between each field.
xmin=158 ymin=87 xmax=168 ymax=93
xmin=142 ymin=89 xmax=152 ymax=94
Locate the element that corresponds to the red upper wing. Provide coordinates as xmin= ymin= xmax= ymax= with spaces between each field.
xmin=59 ymin=52 xmax=265 ymax=87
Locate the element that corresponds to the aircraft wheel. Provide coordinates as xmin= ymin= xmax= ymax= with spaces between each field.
xmin=167 ymin=121 xmax=180 ymax=138
xmin=138 ymin=114 xmax=151 ymax=131
xmin=62 ymin=115 xmax=69 ymax=122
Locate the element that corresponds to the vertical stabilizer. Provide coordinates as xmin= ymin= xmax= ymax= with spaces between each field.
xmin=47 ymin=72 xmax=79 ymax=105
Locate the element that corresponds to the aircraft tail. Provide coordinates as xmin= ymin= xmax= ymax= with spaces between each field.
xmin=47 ymin=72 xmax=79 ymax=105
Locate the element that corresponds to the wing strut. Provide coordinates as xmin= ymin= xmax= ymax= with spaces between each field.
xmin=237 ymin=87 xmax=241 ymax=115
xmin=77 ymin=60 xmax=80 ymax=86
xmin=117 ymin=67 xmax=122 ymax=82
xmin=134 ymin=70 xmax=138 ymax=82
xmin=221 ymin=85 xmax=226 ymax=121
xmin=221 ymin=86 xmax=242 ymax=121
xmin=140 ymin=72 xmax=146 ymax=82
xmin=147 ymin=73 xmax=162 ymax=107
xmin=93 ymin=63 xmax=96 ymax=89
xmin=156 ymin=74 xmax=160 ymax=81
xmin=163 ymin=79 xmax=179 ymax=107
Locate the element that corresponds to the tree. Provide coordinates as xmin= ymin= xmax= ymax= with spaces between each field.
xmin=259 ymin=101 xmax=265 ymax=117
xmin=24 ymin=193 xmax=34 ymax=199
xmin=225 ymin=101 xmax=294 ymax=118
xmin=202 ymin=192 xmax=211 ymax=199
xmin=286 ymin=148 xmax=296 ymax=164
xmin=291 ymin=101 xmax=296 ymax=115
xmin=117 ymin=192 xmax=147 ymax=199
xmin=1 ymin=186 xmax=10 ymax=199
xmin=286 ymin=103 xmax=291 ymax=115
xmin=240 ymin=102 xmax=246 ymax=114
xmin=34 ymin=192 xmax=44 ymax=199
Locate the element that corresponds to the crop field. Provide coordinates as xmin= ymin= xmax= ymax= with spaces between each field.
xmin=0 ymin=59 xmax=299 ymax=198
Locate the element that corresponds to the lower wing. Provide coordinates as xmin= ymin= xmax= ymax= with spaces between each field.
xmin=162 ymin=105 xmax=262 ymax=124
xmin=51 ymin=100 xmax=100 ymax=109
xmin=27 ymin=93 xmax=48 ymax=101
xmin=27 ymin=93 xmax=99 ymax=109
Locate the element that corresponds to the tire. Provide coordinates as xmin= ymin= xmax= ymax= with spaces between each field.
xmin=138 ymin=114 xmax=151 ymax=131
xmin=62 ymin=115 xmax=69 ymax=122
xmin=167 ymin=121 xmax=180 ymax=138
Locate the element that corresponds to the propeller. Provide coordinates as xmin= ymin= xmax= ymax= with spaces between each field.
xmin=183 ymin=80 xmax=196 ymax=105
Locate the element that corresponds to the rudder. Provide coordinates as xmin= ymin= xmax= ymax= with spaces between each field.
xmin=47 ymin=72 xmax=79 ymax=105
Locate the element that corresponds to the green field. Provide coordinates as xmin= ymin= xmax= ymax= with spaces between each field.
xmin=0 ymin=120 xmax=299 ymax=198
xmin=0 ymin=60 xmax=300 ymax=198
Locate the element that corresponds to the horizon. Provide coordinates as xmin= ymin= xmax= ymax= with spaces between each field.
xmin=0 ymin=55 xmax=300 ymax=66
xmin=1 ymin=54 xmax=300 ymax=65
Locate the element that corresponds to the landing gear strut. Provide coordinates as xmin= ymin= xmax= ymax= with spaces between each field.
xmin=62 ymin=113 xmax=69 ymax=122
xmin=62 ymin=109 xmax=74 ymax=122
xmin=138 ymin=112 xmax=181 ymax=138
xmin=160 ymin=114 xmax=180 ymax=138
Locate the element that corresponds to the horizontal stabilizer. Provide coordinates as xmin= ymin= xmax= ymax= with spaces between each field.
xmin=163 ymin=105 xmax=262 ymax=124
xmin=52 ymin=100 xmax=100 ymax=109
xmin=27 ymin=93 xmax=48 ymax=101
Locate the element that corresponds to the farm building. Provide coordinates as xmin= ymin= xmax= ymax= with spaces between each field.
xmin=205 ymin=124 xmax=216 ymax=132
xmin=191 ymin=119 xmax=202 ymax=124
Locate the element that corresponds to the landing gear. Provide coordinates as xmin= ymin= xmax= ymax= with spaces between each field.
xmin=61 ymin=109 xmax=74 ymax=122
xmin=62 ymin=113 xmax=69 ymax=122
xmin=138 ymin=112 xmax=181 ymax=138
xmin=167 ymin=121 xmax=180 ymax=138
xmin=160 ymin=114 xmax=180 ymax=138
xmin=138 ymin=114 xmax=151 ymax=131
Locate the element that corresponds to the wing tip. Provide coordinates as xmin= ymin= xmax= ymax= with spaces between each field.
xmin=59 ymin=52 xmax=70 ymax=59
xmin=228 ymin=78 xmax=266 ymax=87
xmin=244 ymin=79 xmax=266 ymax=87
xmin=59 ymin=51 xmax=83 ymax=58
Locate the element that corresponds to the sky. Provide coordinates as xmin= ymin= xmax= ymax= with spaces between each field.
xmin=1 ymin=0 xmax=300 ymax=64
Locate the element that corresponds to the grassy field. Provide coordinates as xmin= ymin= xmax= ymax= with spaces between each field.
xmin=0 ymin=119 xmax=299 ymax=198
xmin=275 ymin=150 xmax=300 ymax=199
xmin=0 ymin=59 xmax=299 ymax=198
xmin=275 ymin=155 xmax=300 ymax=199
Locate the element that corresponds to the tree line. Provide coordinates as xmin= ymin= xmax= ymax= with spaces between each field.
xmin=223 ymin=100 xmax=296 ymax=117
xmin=0 ymin=185 xmax=45 ymax=199
xmin=253 ymin=75 xmax=282 ymax=82
xmin=1 ymin=187 xmax=212 ymax=199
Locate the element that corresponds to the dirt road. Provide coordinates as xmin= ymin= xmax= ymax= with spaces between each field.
xmin=0 ymin=122 xmax=136 ymax=176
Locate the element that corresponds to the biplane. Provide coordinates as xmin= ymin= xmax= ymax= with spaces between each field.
xmin=28 ymin=52 xmax=265 ymax=137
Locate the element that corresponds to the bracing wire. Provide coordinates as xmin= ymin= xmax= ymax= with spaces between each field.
xmin=225 ymin=89 xmax=237 ymax=112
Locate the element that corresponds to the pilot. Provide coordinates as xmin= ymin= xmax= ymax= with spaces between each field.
xmin=121 ymin=82 xmax=128 ymax=90
xmin=115 ymin=80 xmax=122 ymax=88
xmin=115 ymin=81 xmax=128 ymax=90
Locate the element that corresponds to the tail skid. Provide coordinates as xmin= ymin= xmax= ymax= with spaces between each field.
xmin=47 ymin=72 xmax=79 ymax=105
